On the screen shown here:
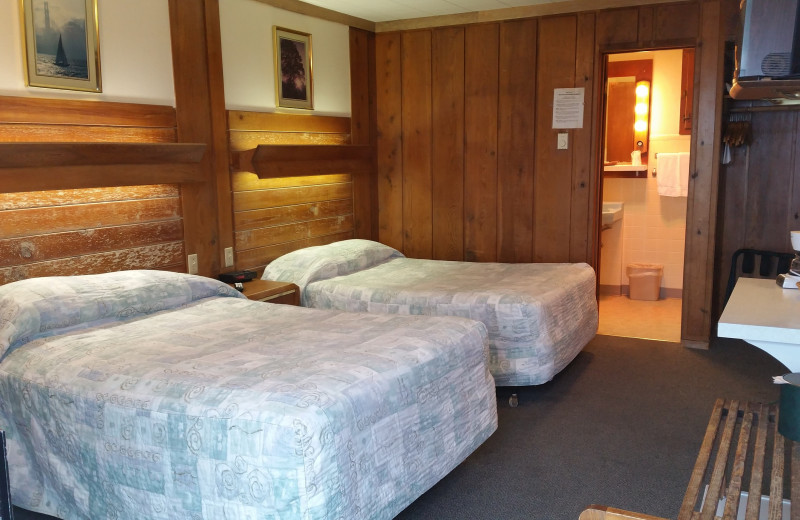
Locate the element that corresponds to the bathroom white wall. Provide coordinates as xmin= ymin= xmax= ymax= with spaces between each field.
xmin=0 ymin=0 xmax=175 ymax=105
xmin=219 ymin=0 xmax=351 ymax=116
xmin=601 ymin=49 xmax=690 ymax=297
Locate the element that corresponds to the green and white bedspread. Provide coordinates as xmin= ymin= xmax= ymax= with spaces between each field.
xmin=0 ymin=270 xmax=497 ymax=519
xmin=263 ymin=239 xmax=598 ymax=386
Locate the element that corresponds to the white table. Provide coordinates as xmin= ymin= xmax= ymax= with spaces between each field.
xmin=718 ymin=277 xmax=800 ymax=372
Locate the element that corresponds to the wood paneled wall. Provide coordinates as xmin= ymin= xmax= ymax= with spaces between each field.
xmin=228 ymin=111 xmax=356 ymax=273
xmin=0 ymin=97 xmax=185 ymax=284
xmin=376 ymin=3 xmax=699 ymax=265
xmin=714 ymin=107 xmax=800 ymax=320
xmin=225 ymin=28 xmax=377 ymax=274
xmin=375 ymin=1 xmax=732 ymax=346
xmin=169 ymin=0 xmax=232 ymax=278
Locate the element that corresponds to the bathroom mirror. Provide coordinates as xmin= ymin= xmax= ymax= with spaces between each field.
xmin=604 ymin=58 xmax=653 ymax=164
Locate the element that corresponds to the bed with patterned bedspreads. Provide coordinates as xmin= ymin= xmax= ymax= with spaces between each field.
xmin=0 ymin=270 xmax=497 ymax=519
xmin=263 ymin=239 xmax=598 ymax=387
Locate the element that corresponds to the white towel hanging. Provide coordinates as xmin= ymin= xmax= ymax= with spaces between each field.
xmin=657 ymin=152 xmax=690 ymax=197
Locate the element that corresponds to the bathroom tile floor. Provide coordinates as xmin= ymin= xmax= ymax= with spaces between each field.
xmin=597 ymin=294 xmax=682 ymax=343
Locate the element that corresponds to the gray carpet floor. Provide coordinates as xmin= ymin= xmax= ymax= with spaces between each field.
xmin=12 ymin=335 xmax=785 ymax=520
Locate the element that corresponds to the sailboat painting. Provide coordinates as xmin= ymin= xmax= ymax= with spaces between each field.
xmin=21 ymin=0 xmax=101 ymax=92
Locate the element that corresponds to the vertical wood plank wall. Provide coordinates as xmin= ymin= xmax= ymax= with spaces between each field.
xmin=499 ymin=19 xmax=536 ymax=263
xmin=227 ymin=111 xmax=356 ymax=273
xmin=0 ymin=96 xmax=185 ymax=284
xmin=683 ymin=0 xmax=724 ymax=347
xmin=349 ymin=28 xmax=379 ymax=241
xmin=714 ymin=108 xmax=800 ymax=321
xmin=376 ymin=7 xmax=700 ymax=265
xmin=374 ymin=1 xmax=720 ymax=343
xmin=169 ymin=0 xmax=232 ymax=278
xmin=463 ymin=24 xmax=499 ymax=263
xmin=432 ymin=27 xmax=465 ymax=261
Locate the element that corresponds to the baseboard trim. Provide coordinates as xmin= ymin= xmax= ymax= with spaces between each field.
xmin=683 ymin=339 xmax=709 ymax=350
xmin=600 ymin=284 xmax=683 ymax=299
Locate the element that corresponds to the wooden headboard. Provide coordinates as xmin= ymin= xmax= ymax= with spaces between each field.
xmin=0 ymin=96 xmax=191 ymax=284
xmin=227 ymin=110 xmax=359 ymax=274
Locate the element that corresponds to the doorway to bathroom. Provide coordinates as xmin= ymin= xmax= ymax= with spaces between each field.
xmin=597 ymin=48 xmax=692 ymax=343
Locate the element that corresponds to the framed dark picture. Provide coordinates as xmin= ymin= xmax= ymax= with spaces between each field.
xmin=21 ymin=0 xmax=102 ymax=92
xmin=273 ymin=26 xmax=313 ymax=110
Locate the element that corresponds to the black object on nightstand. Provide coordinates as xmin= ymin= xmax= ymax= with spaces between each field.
xmin=218 ymin=271 xmax=256 ymax=284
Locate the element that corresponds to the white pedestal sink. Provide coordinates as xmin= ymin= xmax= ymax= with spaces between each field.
xmin=602 ymin=202 xmax=623 ymax=229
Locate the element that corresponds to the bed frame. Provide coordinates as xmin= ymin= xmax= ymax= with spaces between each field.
xmin=0 ymin=430 xmax=12 ymax=520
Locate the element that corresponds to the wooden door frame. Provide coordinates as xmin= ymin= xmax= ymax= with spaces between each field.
xmin=593 ymin=4 xmax=722 ymax=350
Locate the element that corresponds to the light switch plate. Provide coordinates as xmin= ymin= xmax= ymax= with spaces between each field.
xmin=224 ymin=247 xmax=234 ymax=268
xmin=557 ymin=133 xmax=569 ymax=150
xmin=187 ymin=254 xmax=198 ymax=275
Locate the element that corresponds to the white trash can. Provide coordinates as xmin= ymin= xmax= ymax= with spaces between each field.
xmin=626 ymin=263 xmax=663 ymax=301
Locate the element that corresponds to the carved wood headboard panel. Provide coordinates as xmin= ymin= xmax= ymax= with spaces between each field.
xmin=0 ymin=96 xmax=186 ymax=284
xmin=227 ymin=110 xmax=356 ymax=274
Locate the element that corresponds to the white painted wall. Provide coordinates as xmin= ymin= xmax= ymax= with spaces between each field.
xmin=650 ymin=49 xmax=687 ymax=138
xmin=0 ymin=0 xmax=175 ymax=105
xmin=219 ymin=0 xmax=351 ymax=116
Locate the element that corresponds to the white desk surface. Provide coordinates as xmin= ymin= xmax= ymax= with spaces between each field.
xmin=719 ymin=277 xmax=800 ymax=371
xmin=719 ymin=277 xmax=800 ymax=343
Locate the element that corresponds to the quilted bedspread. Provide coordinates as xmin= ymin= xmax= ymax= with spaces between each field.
xmin=263 ymin=240 xmax=598 ymax=386
xmin=0 ymin=271 xmax=497 ymax=520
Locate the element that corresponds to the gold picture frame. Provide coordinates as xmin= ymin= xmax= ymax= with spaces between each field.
xmin=20 ymin=0 xmax=101 ymax=92
xmin=273 ymin=26 xmax=312 ymax=110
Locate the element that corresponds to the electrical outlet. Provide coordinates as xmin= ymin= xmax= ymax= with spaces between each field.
xmin=557 ymin=133 xmax=569 ymax=150
xmin=187 ymin=254 xmax=198 ymax=275
xmin=224 ymin=247 xmax=234 ymax=268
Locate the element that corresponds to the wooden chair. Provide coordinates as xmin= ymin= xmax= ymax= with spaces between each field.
xmin=579 ymin=506 xmax=668 ymax=520
xmin=580 ymin=399 xmax=795 ymax=520
xmin=724 ymin=248 xmax=794 ymax=305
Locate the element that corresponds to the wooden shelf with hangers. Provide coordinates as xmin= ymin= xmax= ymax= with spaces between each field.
xmin=725 ymin=96 xmax=800 ymax=113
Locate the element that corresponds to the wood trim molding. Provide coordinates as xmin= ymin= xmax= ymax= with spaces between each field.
xmin=234 ymin=144 xmax=373 ymax=178
xmin=375 ymin=0 xmax=687 ymax=32
xmin=248 ymin=0 xmax=375 ymax=32
xmin=681 ymin=0 xmax=723 ymax=349
xmin=228 ymin=110 xmax=351 ymax=133
xmin=0 ymin=164 xmax=204 ymax=193
xmin=0 ymin=142 xmax=206 ymax=193
xmin=0 ymin=96 xmax=176 ymax=128
xmin=247 ymin=0 xmax=689 ymax=33
xmin=0 ymin=142 xmax=205 ymax=168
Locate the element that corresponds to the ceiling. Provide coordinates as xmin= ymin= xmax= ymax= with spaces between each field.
xmin=297 ymin=0 xmax=567 ymax=23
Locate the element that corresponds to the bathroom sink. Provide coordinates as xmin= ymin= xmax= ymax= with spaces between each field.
xmin=602 ymin=202 xmax=623 ymax=229
xmin=603 ymin=164 xmax=648 ymax=172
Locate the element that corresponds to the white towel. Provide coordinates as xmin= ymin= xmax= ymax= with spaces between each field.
xmin=657 ymin=152 xmax=690 ymax=197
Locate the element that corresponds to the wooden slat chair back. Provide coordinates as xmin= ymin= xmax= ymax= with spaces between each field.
xmin=580 ymin=399 xmax=798 ymax=520
xmin=677 ymin=399 xmax=797 ymax=520
xmin=724 ymin=249 xmax=794 ymax=305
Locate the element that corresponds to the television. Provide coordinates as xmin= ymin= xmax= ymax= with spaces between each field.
xmin=730 ymin=0 xmax=800 ymax=99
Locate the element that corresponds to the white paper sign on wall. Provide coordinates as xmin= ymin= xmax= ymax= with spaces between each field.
xmin=552 ymin=88 xmax=585 ymax=129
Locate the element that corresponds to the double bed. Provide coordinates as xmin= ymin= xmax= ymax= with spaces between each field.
xmin=0 ymin=270 xmax=497 ymax=519
xmin=263 ymin=239 xmax=598 ymax=387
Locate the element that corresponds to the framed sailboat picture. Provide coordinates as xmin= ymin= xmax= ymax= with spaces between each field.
xmin=21 ymin=0 xmax=101 ymax=92
xmin=273 ymin=26 xmax=313 ymax=110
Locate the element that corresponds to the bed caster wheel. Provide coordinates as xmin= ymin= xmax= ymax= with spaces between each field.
xmin=509 ymin=393 xmax=518 ymax=407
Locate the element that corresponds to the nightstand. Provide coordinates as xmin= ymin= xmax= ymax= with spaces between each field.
xmin=234 ymin=279 xmax=300 ymax=305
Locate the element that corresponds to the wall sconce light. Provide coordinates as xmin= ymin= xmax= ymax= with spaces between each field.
xmin=633 ymin=80 xmax=650 ymax=153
